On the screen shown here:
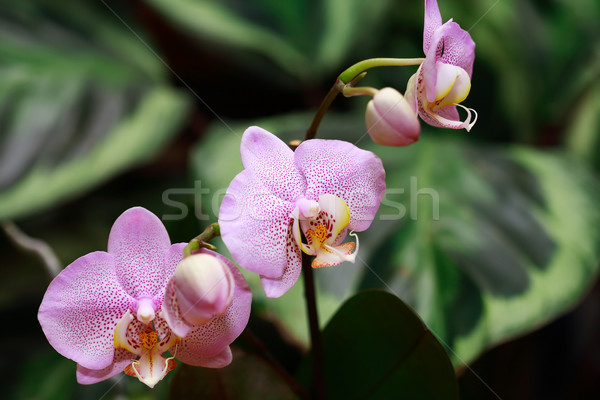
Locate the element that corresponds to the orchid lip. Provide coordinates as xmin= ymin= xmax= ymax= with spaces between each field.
xmin=291 ymin=194 xmax=360 ymax=268
xmin=115 ymin=309 xmax=181 ymax=388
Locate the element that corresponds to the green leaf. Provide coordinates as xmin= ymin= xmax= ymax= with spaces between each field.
xmin=192 ymin=112 xmax=600 ymax=368
xmin=365 ymin=139 xmax=600 ymax=366
xmin=143 ymin=0 xmax=393 ymax=80
xmin=298 ymin=290 xmax=458 ymax=400
xmin=566 ymin=80 xmax=600 ymax=169
xmin=168 ymin=347 xmax=300 ymax=400
xmin=0 ymin=0 xmax=191 ymax=220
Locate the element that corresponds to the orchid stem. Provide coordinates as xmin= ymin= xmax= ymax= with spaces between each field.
xmin=342 ymin=85 xmax=378 ymax=98
xmin=305 ymin=72 xmax=367 ymax=141
xmin=302 ymin=252 xmax=327 ymax=399
xmin=183 ymin=223 xmax=220 ymax=257
xmin=338 ymin=57 xmax=425 ymax=83
xmin=305 ymin=81 xmax=342 ymax=141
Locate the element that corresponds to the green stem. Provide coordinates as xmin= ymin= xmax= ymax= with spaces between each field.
xmin=339 ymin=57 xmax=425 ymax=83
xmin=305 ymin=72 xmax=368 ymax=141
xmin=183 ymin=223 xmax=220 ymax=257
xmin=305 ymin=81 xmax=343 ymax=141
xmin=305 ymin=58 xmax=423 ymax=141
xmin=342 ymin=85 xmax=378 ymax=98
xmin=302 ymin=252 xmax=326 ymax=400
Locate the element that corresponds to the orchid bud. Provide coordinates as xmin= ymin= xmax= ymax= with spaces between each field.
xmin=365 ymin=87 xmax=421 ymax=146
xmin=173 ymin=253 xmax=234 ymax=326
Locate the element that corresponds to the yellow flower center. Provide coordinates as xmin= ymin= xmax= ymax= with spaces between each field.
xmin=139 ymin=330 xmax=158 ymax=350
xmin=307 ymin=224 xmax=328 ymax=245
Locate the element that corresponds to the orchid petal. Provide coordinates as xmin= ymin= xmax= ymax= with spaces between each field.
xmin=219 ymin=170 xmax=296 ymax=279
xmin=295 ymin=139 xmax=386 ymax=232
xmin=436 ymin=22 xmax=475 ymax=76
xmin=161 ymin=279 xmax=194 ymax=338
xmin=437 ymin=65 xmax=471 ymax=107
xmin=108 ymin=207 xmax=172 ymax=299
xmin=423 ymin=21 xmax=475 ymax=102
xmin=76 ymin=349 xmax=134 ymax=385
xmin=313 ymin=234 xmax=359 ymax=269
xmin=259 ymin=228 xmax=302 ymax=298
xmin=38 ymin=251 xmax=134 ymax=370
xmin=434 ymin=62 xmax=459 ymax=101
xmin=424 ymin=103 xmax=476 ymax=131
xmin=240 ymin=126 xmax=306 ymax=202
xmin=423 ymin=0 xmax=443 ymax=53
xmin=114 ymin=310 xmax=138 ymax=354
xmin=175 ymin=345 xmax=233 ymax=368
xmin=152 ymin=242 xmax=186 ymax=308
xmin=124 ymin=348 xmax=177 ymax=389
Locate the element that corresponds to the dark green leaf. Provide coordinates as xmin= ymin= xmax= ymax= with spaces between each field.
xmin=298 ymin=290 xmax=458 ymax=400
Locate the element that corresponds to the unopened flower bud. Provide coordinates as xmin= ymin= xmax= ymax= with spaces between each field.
xmin=173 ymin=253 xmax=234 ymax=326
xmin=365 ymin=87 xmax=421 ymax=146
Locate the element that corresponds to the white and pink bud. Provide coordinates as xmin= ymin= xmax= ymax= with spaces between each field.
xmin=365 ymin=87 xmax=421 ymax=146
xmin=172 ymin=253 xmax=235 ymax=326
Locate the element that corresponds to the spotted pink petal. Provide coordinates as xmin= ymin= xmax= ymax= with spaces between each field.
xmin=219 ymin=169 xmax=296 ymax=279
xmin=294 ymin=139 xmax=386 ymax=232
xmin=419 ymin=102 xmax=462 ymax=129
xmin=162 ymin=279 xmax=194 ymax=338
xmin=259 ymin=222 xmax=302 ymax=298
xmin=240 ymin=126 xmax=306 ymax=202
xmin=176 ymin=345 xmax=233 ymax=368
xmin=38 ymin=251 xmax=135 ymax=370
xmin=168 ymin=250 xmax=251 ymax=362
xmin=76 ymin=349 xmax=134 ymax=385
xmin=152 ymin=243 xmax=187 ymax=308
xmin=423 ymin=21 xmax=475 ymax=103
xmin=423 ymin=0 xmax=443 ymax=53
xmin=108 ymin=207 xmax=173 ymax=299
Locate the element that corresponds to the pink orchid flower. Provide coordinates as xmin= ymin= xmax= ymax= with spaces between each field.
xmin=405 ymin=0 xmax=477 ymax=131
xmin=38 ymin=207 xmax=251 ymax=388
xmin=218 ymin=126 xmax=386 ymax=298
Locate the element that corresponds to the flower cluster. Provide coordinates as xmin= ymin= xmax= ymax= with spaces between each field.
xmin=37 ymin=0 xmax=477 ymax=390
xmin=38 ymin=207 xmax=251 ymax=388
xmin=365 ymin=0 xmax=476 ymax=146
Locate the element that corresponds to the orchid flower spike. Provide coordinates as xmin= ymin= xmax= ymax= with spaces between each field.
xmin=219 ymin=126 xmax=386 ymax=298
xmin=38 ymin=207 xmax=251 ymax=388
xmin=365 ymin=87 xmax=421 ymax=146
xmin=405 ymin=0 xmax=477 ymax=131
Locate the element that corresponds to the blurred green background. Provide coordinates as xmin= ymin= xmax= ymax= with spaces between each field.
xmin=2 ymin=0 xmax=600 ymax=399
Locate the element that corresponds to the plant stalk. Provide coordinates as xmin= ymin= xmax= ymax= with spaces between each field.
xmin=302 ymin=252 xmax=327 ymax=399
